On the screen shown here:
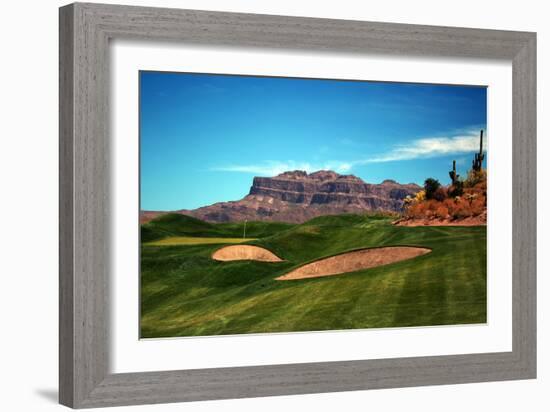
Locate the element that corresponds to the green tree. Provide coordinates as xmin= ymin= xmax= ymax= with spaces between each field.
xmin=424 ymin=178 xmax=441 ymax=200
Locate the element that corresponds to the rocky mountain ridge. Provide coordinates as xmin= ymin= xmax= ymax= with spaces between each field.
xmin=141 ymin=170 xmax=421 ymax=224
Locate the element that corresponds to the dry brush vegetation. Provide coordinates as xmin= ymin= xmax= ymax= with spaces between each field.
xmin=402 ymin=169 xmax=487 ymax=224
xmin=399 ymin=130 xmax=487 ymax=226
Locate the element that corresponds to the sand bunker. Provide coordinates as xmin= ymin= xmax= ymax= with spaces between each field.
xmin=212 ymin=245 xmax=283 ymax=262
xmin=276 ymin=246 xmax=431 ymax=280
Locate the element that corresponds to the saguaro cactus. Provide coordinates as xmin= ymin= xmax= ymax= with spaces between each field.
xmin=449 ymin=160 xmax=459 ymax=185
xmin=472 ymin=130 xmax=485 ymax=172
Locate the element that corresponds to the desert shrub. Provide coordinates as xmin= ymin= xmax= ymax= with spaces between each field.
xmin=404 ymin=204 xmax=415 ymax=218
xmin=470 ymin=196 xmax=486 ymax=216
xmin=402 ymin=195 xmax=414 ymax=211
xmin=465 ymin=169 xmax=487 ymax=188
xmin=435 ymin=205 xmax=449 ymax=219
xmin=412 ymin=204 xmax=424 ymax=218
xmin=414 ymin=190 xmax=426 ymax=202
xmin=451 ymin=199 xmax=472 ymax=219
xmin=424 ymin=200 xmax=442 ymax=219
xmin=448 ymin=180 xmax=464 ymax=197
xmin=426 ymin=199 xmax=439 ymax=211
xmin=433 ymin=186 xmax=447 ymax=202
xmin=424 ymin=178 xmax=441 ymax=200
xmin=405 ymin=202 xmax=427 ymax=219
xmin=464 ymin=193 xmax=478 ymax=204
xmin=474 ymin=178 xmax=487 ymax=192
xmin=443 ymin=198 xmax=456 ymax=209
xmin=405 ymin=170 xmax=486 ymax=221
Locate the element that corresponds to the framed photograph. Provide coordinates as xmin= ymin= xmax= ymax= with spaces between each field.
xmin=59 ymin=2 xmax=536 ymax=408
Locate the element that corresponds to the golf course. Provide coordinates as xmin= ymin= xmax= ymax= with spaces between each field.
xmin=140 ymin=212 xmax=487 ymax=338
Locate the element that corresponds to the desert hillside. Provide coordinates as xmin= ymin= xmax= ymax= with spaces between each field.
xmin=396 ymin=131 xmax=487 ymax=226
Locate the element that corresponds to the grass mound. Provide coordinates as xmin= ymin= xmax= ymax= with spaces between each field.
xmin=141 ymin=213 xmax=295 ymax=242
xmin=141 ymin=213 xmax=218 ymax=242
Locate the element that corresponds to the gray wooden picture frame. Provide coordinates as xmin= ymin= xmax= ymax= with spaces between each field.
xmin=59 ymin=2 xmax=536 ymax=409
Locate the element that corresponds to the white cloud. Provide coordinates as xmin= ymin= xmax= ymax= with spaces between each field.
xmin=212 ymin=160 xmax=352 ymax=176
xmin=211 ymin=128 xmax=485 ymax=176
xmin=361 ymin=130 xmax=485 ymax=164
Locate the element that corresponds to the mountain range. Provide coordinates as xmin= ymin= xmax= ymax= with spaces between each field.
xmin=141 ymin=170 xmax=421 ymax=224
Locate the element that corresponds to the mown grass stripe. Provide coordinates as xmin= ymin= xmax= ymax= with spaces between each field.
xmin=145 ymin=236 xmax=257 ymax=246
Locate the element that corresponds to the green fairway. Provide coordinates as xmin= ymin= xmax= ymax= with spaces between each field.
xmin=145 ymin=236 xmax=257 ymax=246
xmin=140 ymin=213 xmax=486 ymax=338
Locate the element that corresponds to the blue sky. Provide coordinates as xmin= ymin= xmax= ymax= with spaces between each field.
xmin=140 ymin=71 xmax=487 ymax=211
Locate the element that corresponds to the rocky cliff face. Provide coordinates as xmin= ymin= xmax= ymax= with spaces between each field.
xmin=170 ymin=170 xmax=422 ymax=223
